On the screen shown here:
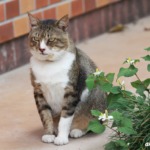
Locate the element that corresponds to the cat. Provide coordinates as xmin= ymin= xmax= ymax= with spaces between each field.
xmin=28 ymin=13 xmax=107 ymax=146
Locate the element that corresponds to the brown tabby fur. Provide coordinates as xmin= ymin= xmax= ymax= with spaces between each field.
xmin=28 ymin=13 xmax=107 ymax=143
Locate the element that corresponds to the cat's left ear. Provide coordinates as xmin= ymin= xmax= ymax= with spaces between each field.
xmin=56 ymin=15 xmax=69 ymax=32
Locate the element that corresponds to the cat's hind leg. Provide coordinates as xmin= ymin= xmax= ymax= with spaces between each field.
xmin=70 ymin=114 xmax=90 ymax=138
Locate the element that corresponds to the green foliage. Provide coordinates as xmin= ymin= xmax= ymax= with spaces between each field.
xmin=87 ymin=120 xmax=105 ymax=134
xmin=143 ymin=48 xmax=150 ymax=73
xmin=107 ymin=93 xmax=129 ymax=110
xmin=147 ymin=64 xmax=150 ymax=72
xmin=144 ymin=47 xmax=150 ymax=51
xmin=111 ymin=111 xmax=136 ymax=135
xmin=87 ymin=47 xmax=150 ymax=150
xmin=85 ymin=75 xmax=95 ymax=90
xmin=106 ymin=73 xmax=115 ymax=83
xmin=105 ymin=140 xmax=128 ymax=150
xmin=91 ymin=110 xmax=101 ymax=117
xmin=131 ymin=79 xmax=150 ymax=96
xmin=117 ymin=65 xmax=138 ymax=79
xmin=142 ymin=55 xmax=150 ymax=61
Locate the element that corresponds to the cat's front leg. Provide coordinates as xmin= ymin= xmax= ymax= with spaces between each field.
xmin=54 ymin=86 xmax=79 ymax=145
xmin=33 ymin=83 xmax=55 ymax=143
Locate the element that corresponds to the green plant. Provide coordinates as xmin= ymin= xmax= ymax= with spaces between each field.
xmin=86 ymin=48 xmax=150 ymax=150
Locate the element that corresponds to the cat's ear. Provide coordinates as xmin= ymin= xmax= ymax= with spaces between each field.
xmin=56 ymin=15 xmax=69 ymax=32
xmin=28 ymin=13 xmax=40 ymax=29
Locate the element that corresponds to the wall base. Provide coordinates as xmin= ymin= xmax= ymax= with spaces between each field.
xmin=0 ymin=0 xmax=150 ymax=74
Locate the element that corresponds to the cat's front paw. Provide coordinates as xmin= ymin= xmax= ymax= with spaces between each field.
xmin=42 ymin=134 xmax=55 ymax=143
xmin=54 ymin=136 xmax=69 ymax=145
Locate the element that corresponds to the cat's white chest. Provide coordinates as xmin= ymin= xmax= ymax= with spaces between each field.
xmin=30 ymin=52 xmax=75 ymax=115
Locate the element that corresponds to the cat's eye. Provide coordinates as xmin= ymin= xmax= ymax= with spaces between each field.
xmin=33 ymin=37 xmax=39 ymax=41
xmin=49 ymin=38 xmax=56 ymax=42
xmin=47 ymin=38 xmax=57 ymax=45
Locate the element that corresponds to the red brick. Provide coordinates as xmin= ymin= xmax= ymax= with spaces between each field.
xmin=96 ymin=0 xmax=110 ymax=7
xmin=36 ymin=0 xmax=49 ymax=9
xmin=110 ymin=0 xmax=120 ymax=3
xmin=71 ymin=0 xmax=83 ymax=17
xmin=14 ymin=17 xmax=29 ymax=37
xmin=20 ymin=0 xmax=35 ymax=14
xmin=33 ymin=12 xmax=43 ymax=20
xmin=6 ymin=0 xmax=19 ymax=19
xmin=0 ymin=4 xmax=5 ymax=22
xmin=84 ymin=0 xmax=96 ymax=12
xmin=57 ymin=3 xmax=70 ymax=19
xmin=43 ymin=8 xmax=56 ymax=19
xmin=0 ymin=23 xmax=14 ymax=43
xmin=50 ymin=0 xmax=60 ymax=4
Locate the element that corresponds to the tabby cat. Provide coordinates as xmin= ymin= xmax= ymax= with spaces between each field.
xmin=28 ymin=13 xmax=106 ymax=146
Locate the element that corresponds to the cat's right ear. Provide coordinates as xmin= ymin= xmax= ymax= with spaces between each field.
xmin=56 ymin=15 xmax=69 ymax=32
xmin=28 ymin=13 xmax=40 ymax=29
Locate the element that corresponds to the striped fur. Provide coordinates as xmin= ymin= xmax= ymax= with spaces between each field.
xmin=28 ymin=13 xmax=107 ymax=145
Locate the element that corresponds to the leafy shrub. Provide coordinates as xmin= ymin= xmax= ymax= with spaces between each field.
xmin=86 ymin=48 xmax=150 ymax=150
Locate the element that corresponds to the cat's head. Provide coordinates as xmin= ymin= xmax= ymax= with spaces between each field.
xmin=28 ymin=13 xmax=70 ymax=61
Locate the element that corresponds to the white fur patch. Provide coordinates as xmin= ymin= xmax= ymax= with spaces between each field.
xmin=81 ymin=88 xmax=89 ymax=102
xmin=70 ymin=129 xmax=86 ymax=138
xmin=54 ymin=136 xmax=69 ymax=145
xmin=30 ymin=52 xmax=75 ymax=115
xmin=42 ymin=134 xmax=55 ymax=143
xmin=40 ymin=40 xmax=46 ymax=49
xmin=54 ymin=116 xmax=74 ymax=145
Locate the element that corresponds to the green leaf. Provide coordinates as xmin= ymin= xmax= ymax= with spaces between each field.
xmin=147 ymin=64 xmax=150 ymax=72
xmin=87 ymin=120 xmax=105 ymax=134
xmin=108 ymin=93 xmax=128 ymax=110
xmin=143 ymin=78 xmax=150 ymax=87
xmin=142 ymin=55 xmax=150 ymax=61
xmin=115 ymin=140 xmax=128 ymax=147
xmin=117 ymin=65 xmax=138 ymax=79
xmin=86 ymin=76 xmax=95 ymax=90
xmin=91 ymin=110 xmax=101 ymax=117
xmin=118 ymin=127 xmax=136 ymax=135
xmin=107 ymin=93 xmax=122 ymax=107
xmin=131 ymin=80 xmax=147 ymax=96
xmin=98 ymin=76 xmax=108 ymax=85
xmin=131 ymin=80 xmax=144 ymax=95
xmin=110 ymin=86 xmax=121 ymax=94
xmin=111 ymin=111 xmax=122 ymax=122
xmin=120 ymin=117 xmax=132 ymax=128
xmin=105 ymin=141 xmax=118 ymax=150
xmin=136 ymin=96 xmax=144 ymax=105
xmin=144 ymin=47 xmax=150 ymax=51
xmin=105 ymin=141 xmax=128 ymax=150
xmin=99 ymin=71 xmax=105 ymax=77
xmin=110 ymin=112 xmax=137 ymax=135
xmin=106 ymin=73 xmax=115 ymax=83
xmin=98 ymin=76 xmax=113 ymax=92
xmin=100 ymin=82 xmax=113 ymax=92
xmin=113 ymin=116 xmax=137 ymax=135
xmin=134 ymin=59 xmax=140 ymax=64
xmin=121 ymin=90 xmax=133 ymax=96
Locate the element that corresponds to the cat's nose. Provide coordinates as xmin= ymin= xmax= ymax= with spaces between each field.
xmin=39 ymin=48 xmax=45 ymax=53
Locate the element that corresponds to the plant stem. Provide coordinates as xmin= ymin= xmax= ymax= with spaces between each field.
xmin=105 ymin=124 xmax=121 ymax=139
xmin=135 ymin=73 xmax=142 ymax=82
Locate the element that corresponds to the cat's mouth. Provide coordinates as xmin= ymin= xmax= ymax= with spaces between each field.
xmin=40 ymin=52 xmax=54 ymax=59
xmin=40 ymin=52 xmax=48 ymax=55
